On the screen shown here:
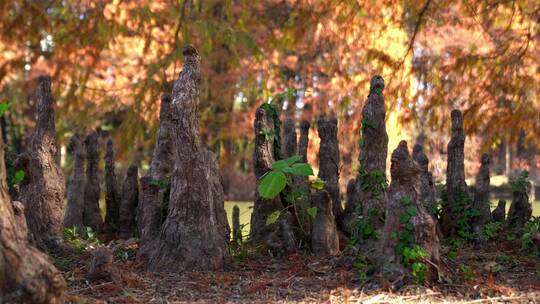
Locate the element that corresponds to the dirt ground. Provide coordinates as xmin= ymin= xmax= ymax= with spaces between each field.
xmin=58 ymin=239 xmax=540 ymax=304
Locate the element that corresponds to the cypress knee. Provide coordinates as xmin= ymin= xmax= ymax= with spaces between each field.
xmin=342 ymin=75 xmax=388 ymax=237
xmin=118 ymin=163 xmax=139 ymax=239
xmin=311 ymin=190 xmax=340 ymax=256
xmin=442 ymin=110 xmax=470 ymax=237
xmin=380 ymin=141 xmax=440 ymax=282
xmin=412 ymin=144 xmax=437 ymax=215
xmin=17 ymin=75 xmax=65 ymax=251
xmin=472 ymin=154 xmax=493 ymax=232
xmin=317 ymin=116 xmax=342 ymax=220
xmin=232 ymin=205 xmax=242 ymax=243
xmin=492 ymin=200 xmax=506 ymax=223
xmin=104 ymin=139 xmax=120 ymax=237
xmin=64 ymin=135 xmax=86 ymax=232
xmin=83 ymin=131 xmax=102 ymax=232
xmin=505 ymin=172 xmax=532 ymax=233
xmin=0 ymin=126 xmax=65 ymax=303
xmin=147 ymin=45 xmax=230 ymax=272
xmin=282 ymin=119 xmax=297 ymax=158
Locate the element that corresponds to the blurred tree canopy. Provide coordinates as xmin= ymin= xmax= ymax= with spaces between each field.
xmin=0 ymin=0 xmax=538 ymax=179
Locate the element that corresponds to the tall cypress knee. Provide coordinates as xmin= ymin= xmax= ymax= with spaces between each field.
xmin=412 ymin=144 xmax=437 ymax=215
xmin=83 ymin=131 xmax=102 ymax=232
xmin=317 ymin=116 xmax=342 ymax=220
xmin=472 ymin=154 xmax=492 ymax=232
xmin=147 ymin=45 xmax=230 ymax=272
xmin=118 ymin=163 xmax=139 ymax=239
xmin=104 ymin=139 xmax=120 ymax=237
xmin=282 ymin=119 xmax=297 ymax=158
xmin=17 ymin=75 xmax=65 ymax=251
xmin=64 ymin=135 xmax=86 ymax=232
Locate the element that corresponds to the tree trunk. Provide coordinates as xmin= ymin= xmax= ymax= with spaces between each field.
xmin=104 ymin=139 xmax=120 ymax=237
xmin=472 ymin=154 xmax=493 ymax=232
xmin=232 ymin=204 xmax=242 ymax=243
xmin=341 ymin=75 xmax=388 ymax=237
xmin=442 ymin=109 xmax=469 ymax=237
xmin=83 ymin=131 xmax=102 ymax=232
xmin=118 ymin=163 xmax=139 ymax=239
xmin=311 ymin=190 xmax=340 ymax=256
xmin=64 ymin=135 xmax=86 ymax=232
xmin=317 ymin=116 xmax=342 ymax=220
xmin=17 ymin=75 xmax=65 ymax=251
xmin=379 ymin=141 xmax=440 ymax=282
xmin=138 ymin=94 xmax=175 ymax=261
xmin=0 ymin=125 xmax=65 ymax=303
xmin=295 ymin=120 xmax=311 ymax=234
xmin=147 ymin=46 xmax=230 ymax=272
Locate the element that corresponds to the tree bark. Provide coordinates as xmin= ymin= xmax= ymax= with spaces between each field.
xmin=311 ymin=190 xmax=340 ymax=256
xmin=86 ymin=247 xmax=115 ymax=283
xmin=104 ymin=139 xmax=120 ymax=237
xmin=492 ymin=200 xmax=506 ymax=222
xmin=379 ymin=141 xmax=440 ymax=282
xmin=147 ymin=46 xmax=230 ymax=272
xmin=505 ymin=173 xmax=532 ymax=233
xmin=412 ymin=144 xmax=437 ymax=215
xmin=317 ymin=116 xmax=342 ymax=220
xmin=341 ymin=75 xmax=388 ymax=237
xmin=138 ymin=94 xmax=175 ymax=261
xmin=232 ymin=205 xmax=242 ymax=243
xmin=442 ymin=109 xmax=469 ymax=237
xmin=118 ymin=163 xmax=139 ymax=239
xmin=17 ymin=75 xmax=65 ymax=251
xmin=0 ymin=125 xmax=65 ymax=303
xmin=64 ymin=135 xmax=86 ymax=232
xmin=83 ymin=131 xmax=102 ymax=232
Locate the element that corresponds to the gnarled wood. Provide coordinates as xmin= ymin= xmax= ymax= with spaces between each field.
xmin=492 ymin=200 xmax=506 ymax=223
xmin=472 ymin=154 xmax=492 ymax=231
xmin=282 ymin=119 xmax=297 ymax=158
xmin=412 ymin=144 xmax=437 ymax=214
xmin=104 ymin=139 xmax=121 ymax=237
xmin=118 ymin=163 xmax=139 ymax=239
xmin=311 ymin=190 xmax=340 ymax=256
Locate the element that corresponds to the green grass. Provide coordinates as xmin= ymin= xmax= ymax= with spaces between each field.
xmin=225 ymin=201 xmax=253 ymax=239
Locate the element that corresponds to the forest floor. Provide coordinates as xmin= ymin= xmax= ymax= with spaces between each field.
xmin=56 ymin=239 xmax=540 ymax=304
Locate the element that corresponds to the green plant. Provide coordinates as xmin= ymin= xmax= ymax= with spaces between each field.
xmin=259 ymin=102 xmax=282 ymax=161
xmin=496 ymin=254 xmax=510 ymax=264
xmin=460 ymin=264 xmax=475 ymax=281
xmin=0 ymin=101 xmax=11 ymax=116
xmin=8 ymin=169 xmax=25 ymax=188
xmin=441 ymin=186 xmax=479 ymax=241
xmin=394 ymin=196 xmax=429 ymax=283
xmin=357 ymin=169 xmax=388 ymax=200
xmin=482 ymin=222 xmax=503 ymax=241
xmin=353 ymin=253 xmax=372 ymax=281
xmin=511 ymin=171 xmax=529 ymax=193
xmin=448 ymin=250 xmax=457 ymax=260
xmin=63 ymin=226 xmax=103 ymax=252
xmin=350 ymin=206 xmax=379 ymax=245
xmin=522 ymin=216 xmax=540 ymax=256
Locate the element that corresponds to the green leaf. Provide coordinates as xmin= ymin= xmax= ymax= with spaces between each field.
xmin=271 ymin=155 xmax=302 ymax=170
xmin=406 ymin=207 xmax=418 ymax=216
xmin=258 ymin=171 xmax=287 ymax=199
xmin=310 ymin=177 xmax=326 ymax=190
xmin=283 ymin=163 xmax=314 ymax=176
xmin=399 ymin=213 xmax=410 ymax=224
xmin=266 ymin=210 xmax=281 ymax=226
xmin=0 ymin=102 xmax=10 ymax=116
xmin=307 ymin=207 xmax=318 ymax=219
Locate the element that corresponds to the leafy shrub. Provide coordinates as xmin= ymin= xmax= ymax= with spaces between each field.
xmin=63 ymin=226 xmax=103 ymax=252
xmin=522 ymin=216 xmax=540 ymax=256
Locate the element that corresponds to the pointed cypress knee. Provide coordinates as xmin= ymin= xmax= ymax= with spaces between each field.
xmin=492 ymin=200 xmax=506 ymax=223
xmin=83 ymin=131 xmax=102 ymax=232
xmin=317 ymin=116 xmax=342 ymax=220
xmin=104 ymin=139 xmax=120 ymax=237
xmin=472 ymin=154 xmax=493 ymax=232
xmin=17 ymin=75 xmax=66 ymax=251
xmin=147 ymin=45 xmax=230 ymax=272
xmin=64 ymin=135 xmax=86 ymax=232
xmin=232 ymin=205 xmax=242 ymax=243
xmin=118 ymin=163 xmax=139 ymax=239
xmin=282 ymin=119 xmax=297 ymax=158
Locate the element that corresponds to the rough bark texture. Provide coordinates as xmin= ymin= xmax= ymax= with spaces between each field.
xmin=86 ymin=247 xmax=115 ymax=283
xmin=317 ymin=116 xmax=342 ymax=220
xmin=311 ymin=190 xmax=340 ymax=256
xmin=442 ymin=109 xmax=468 ymax=237
xmin=295 ymin=120 xmax=311 ymax=234
xmin=298 ymin=121 xmax=310 ymax=162
xmin=147 ymin=46 xmax=230 ymax=272
xmin=232 ymin=205 xmax=242 ymax=243
xmin=64 ymin=135 xmax=86 ymax=231
xmin=282 ymin=118 xmax=297 ymax=157
xmin=412 ymin=144 xmax=437 ymax=214
xmin=138 ymin=94 xmax=175 ymax=261
xmin=472 ymin=154 xmax=493 ymax=230
xmin=250 ymin=107 xmax=286 ymax=244
xmin=505 ymin=176 xmax=532 ymax=233
xmin=17 ymin=75 xmax=65 ymax=251
xmin=0 ymin=126 xmax=65 ymax=303
xmin=83 ymin=131 xmax=102 ymax=232
xmin=492 ymin=200 xmax=506 ymax=223
xmin=380 ymin=141 xmax=440 ymax=281
xmin=341 ymin=75 xmax=388 ymax=236
xmin=104 ymin=139 xmax=121 ymax=237
xmin=118 ymin=163 xmax=139 ymax=239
